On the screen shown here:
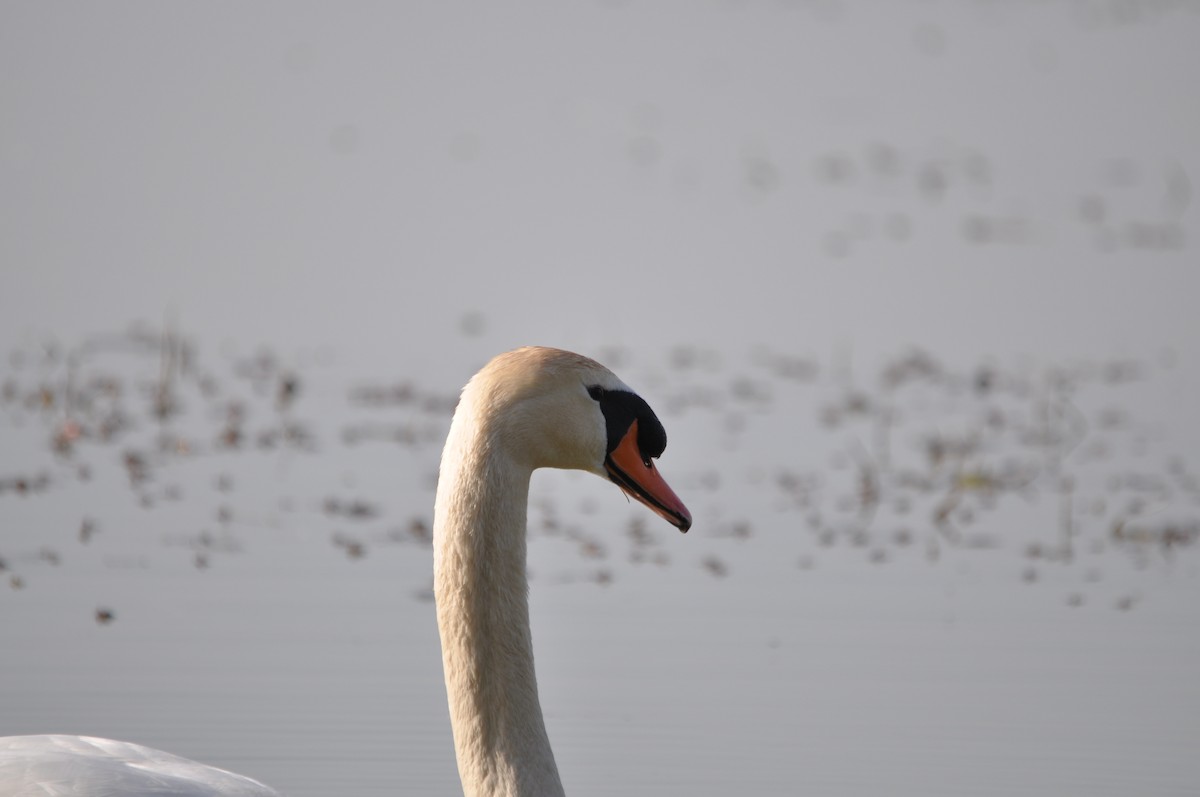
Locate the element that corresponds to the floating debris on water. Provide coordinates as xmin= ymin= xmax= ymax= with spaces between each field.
xmin=332 ymin=532 xmax=367 ymax=560
xmin=324 ymin=497 xmax=380 ymax=520
xmin=0 ymin=326 xmax=1195 ymax=614
xmin=702 ymin=556 xmax=729 ymax=578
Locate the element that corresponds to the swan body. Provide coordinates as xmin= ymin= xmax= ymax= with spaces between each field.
xmin=0 ymin=347 xmax=690 ymax=797
xmin=0 ymin=734 xmax=280 ymax=796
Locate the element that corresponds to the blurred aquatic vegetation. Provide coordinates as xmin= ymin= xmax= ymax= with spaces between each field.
xmin=697 ymin=131 xmax=1194 ymax=259
xmin=1 ymin=326 xmax=1197 ymax=621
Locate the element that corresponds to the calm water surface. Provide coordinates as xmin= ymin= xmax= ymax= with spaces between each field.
xmin=3 ymin=2 xmax=1199 ymax=794
xmin=2 ymin=337 xmax=1197 ymax=796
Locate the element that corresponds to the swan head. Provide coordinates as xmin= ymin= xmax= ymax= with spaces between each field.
xmin=461 ymin=346 xmax=692 ymax=532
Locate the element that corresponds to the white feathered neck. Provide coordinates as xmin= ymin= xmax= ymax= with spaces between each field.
xmin=432 ymin=348 xmax=626 ymax=797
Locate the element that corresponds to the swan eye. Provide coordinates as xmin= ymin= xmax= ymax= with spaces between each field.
xmin=587 ymin=385 xmax=605 ymax=401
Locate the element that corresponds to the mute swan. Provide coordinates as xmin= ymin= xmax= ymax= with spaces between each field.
xmin=0 ymin=347 xmax=692 ymax=797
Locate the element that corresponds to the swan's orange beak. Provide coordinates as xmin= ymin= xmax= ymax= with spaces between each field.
xmin=605 ymin=420 xmax=692 ymax=532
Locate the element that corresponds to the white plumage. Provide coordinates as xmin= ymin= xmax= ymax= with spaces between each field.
xmin=0 ymin=735 xmax=280 ymax=796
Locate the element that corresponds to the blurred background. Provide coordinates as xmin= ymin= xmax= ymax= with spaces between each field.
xmin=2 ymin=2 xmax=1198 ymax=795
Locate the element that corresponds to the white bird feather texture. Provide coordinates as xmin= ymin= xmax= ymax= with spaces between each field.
xmin=0 ymin=735 xmax=280 ymax=796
